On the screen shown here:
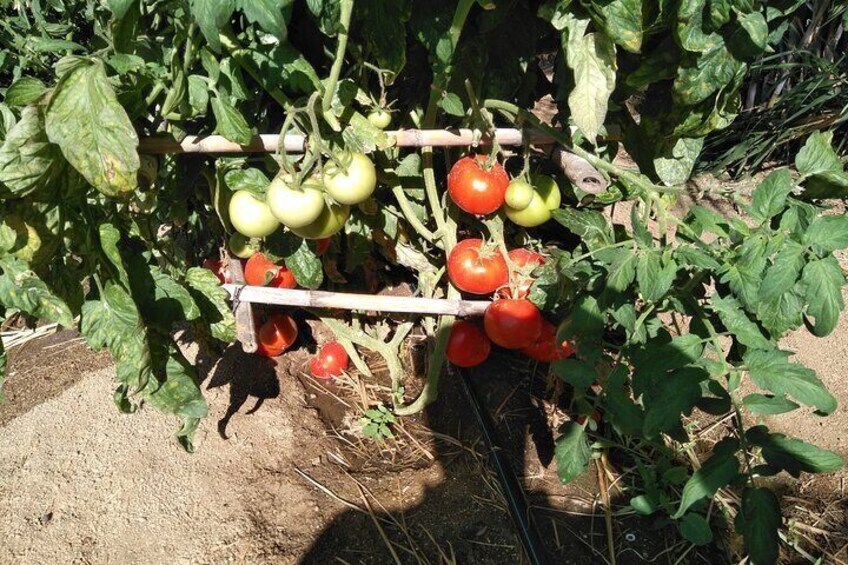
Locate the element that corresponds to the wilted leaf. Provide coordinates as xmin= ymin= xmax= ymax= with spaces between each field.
xmin=0 ymin=106 xmax=63 ymax=198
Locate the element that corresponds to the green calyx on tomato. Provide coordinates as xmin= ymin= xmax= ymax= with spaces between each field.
xmin=266 ymin=175 xmax=326 ymax=229
xmin=290 ymin=201 xmax=351 ymax=240
xmin=228 ymin=189 xmax=280 ymax=238
xmin=503 ymin=174 xmax=561 ymax=227
xmin=367 ymin=108 xmax=391 ymax=129
xmin=323 ymin=152 xmax=377 ymax=206
xmin=228 ymin=232 xmax=260 ymax=259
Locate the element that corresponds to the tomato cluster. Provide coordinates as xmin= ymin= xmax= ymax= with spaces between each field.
xmin=229 ymin=152 xmax=377 ymax=242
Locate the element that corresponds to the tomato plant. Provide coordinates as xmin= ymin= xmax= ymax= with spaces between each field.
xmin=0 ymin=1 xmax=843 ymax=560
xmin=446 ymin=321 xmax=491 ymax=368
xmin=521 ymin=321 xmax=573 ymax=363
xmin=447 ymin=239 xmax=508 ymax=295
xmin=310 ymin=341 xmax=349 ymax=379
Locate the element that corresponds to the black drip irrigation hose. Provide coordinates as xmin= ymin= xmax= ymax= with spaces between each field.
xmin=456 ymin=367 xmax=553 ymax=565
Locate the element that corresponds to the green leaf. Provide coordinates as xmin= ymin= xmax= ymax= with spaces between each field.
xmin=145 ymin=343 xmax=208 ymax=419
xmin=593 ymin=0 xmax=643 ymax=53
xmin=211 ymin=96 xmax=253 ymax=145
xmin=711 ymin=294 xmax=771 ymax=349
xmin=678 ymin=513 xmax=713 ymax=546
xmin=187 ymin=75 xmax=210 ymax=117
xmin=802 ymin=171 xmax=848 ymax=200
xmin=0 ymin=256 xmax=73 ymax=328
xmin=0 ymin=106 xmax=63 ymax=198
xmin=552 ymin=358 xmax=596 ymax=389
xmin=564 ymin=15 xmax=616 ymax=143
xmin=106 ymin=0 xmax=136 ymax=19
xmin=5 ymin=77 xmax=47 ymax=106
xmin=151 ymin=267 xmax=201 ymax=323
xmin=630 ymin=494 xmax=659 ymax=515
xmin=439 ymin=92 xmax=465 ymax=117
xmin=236 ymin=0 xmax=289 ymax=41
xmin=341 ymin=112 xmax=390 ymax=154
xmin=673 ymin=440 xmax=740 ymax=518
xmin=189 ymin=0 xmax=236 ymax=51
xmin=746 ymin=425 xmax=844 ymax=476
xmin=736 ymin=11 xmax=768 ymax=51
xmin=795 ymin=131 xmax=842 ymax=177
xmin=184 ymin=267 xmax=236 ymax=343
xmin=750 ymin=169 xmax=793 ymax=223
xmin=538 ymin=0 xmax=573 ymax=30
xmin=744 ymin=349 xmax=836 ymax=414
xmin=605 ymin=250 xmax=637 ymax=293
xmin=654 ymin=137 xmax=703 ymax=186
xmin=802 ymin=257 xmax=845 ymax=337
xmin=673 ymin=45 xmax=742 ymax=106
xmin=643 ymin=367 xmax=706 ymax=437
xmin=80 ymin=281 xmax=152 ymax=392
xmin=636 ymin=250 xmax=677 ymax=302
xmin=284 ymin=239 xmax=324 ymax=289
xmin=758 ymin=240 xmax=804 ymax=303
xmin=554 ymin=421 xmax=592 ymax=483
xmin=45 ymin=60 xmax=139 ymax=196
xmin=735 ymin=487 xmax=780 ymax=565
xmin=98 ymin=223 xmax=130 ymax=286
xmin=743 ymin=393 xmax=800 ymax=416
xmin=224 ymin=168 xmax=270 ymax=195
xmin=756 ymin=289 xmax=803 ymax=336
xmin=360 ymin=0 xmax=407 ymax=77
xmin=676 ymin=0 xmax=723 ymax=52
xmin=551 ymin=208 xmax=613 ymax=249
xmin=804 ymin=215 xmax=848 ymax=252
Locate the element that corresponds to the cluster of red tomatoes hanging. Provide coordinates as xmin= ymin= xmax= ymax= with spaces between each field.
xmin=204 ymin=151 xmax=572 ymax=380
xmin=443 ymin=155 xmax=573 ymax=368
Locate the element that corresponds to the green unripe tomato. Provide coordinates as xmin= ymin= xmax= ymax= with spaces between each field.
xmin=367 ymin=108 xmax=391 ymax=129
xmin=323 ymin=152 xmax=377 ymax=205
xmin=266 ymin=175 xmax=326 ymax=229
xmin=505 ymin=180 xmax=534 ymax=210
xmin=290 ymin=202 xmax=351 ymax=240
xmin=228 ymin=190 xmax=280 ymax=238
xmin=228 ymin=232 xmax=260 ymax=259
xmin=503 ymin=174 xmax=561 ymax=228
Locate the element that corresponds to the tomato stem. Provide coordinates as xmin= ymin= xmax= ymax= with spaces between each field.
xmin=321 ymin=0 xmax=355 ymax=116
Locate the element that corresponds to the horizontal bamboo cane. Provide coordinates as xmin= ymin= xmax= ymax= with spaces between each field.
xmin=223 ymin=284 xmax=491 ymax=317
xmin=137 ymin=127 xmax=561 ymax=154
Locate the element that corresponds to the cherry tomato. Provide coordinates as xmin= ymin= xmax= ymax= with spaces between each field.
xmin=521 ymin=320 xmax=575 ymax=362
xmin=229 ymin=232 xmax=260 ymax=259
xmin=267 ymin=175 xmax=326 ymax=229
xmin=446 ymin=321 xmax=491 ymax=367
xmin=228 ymin=190 xmax=279 ymax=238
xmin=367 ymin=108 xmax=391 ymax=129
xmin=258 ymin=313 xmax=298 ymax=353
xmin=447 ymin=239 xmax=509 ymax=295
xmin=499 ymin=248 xmax=546 ymax=299
xmin=309 ymin=341 xmax=349 ymax=379
xmin=291 ymin=202 xmax=351 ymax=240
xmin=483 ymin=299 xmax=543 ymax=349
xmin=244 ymin=253 xmax=280 ymax=286
xmin=503 ymin=174 xmax=561 ymax=228
xmin=323 ymin=152 xmax=377 ymax=205
xmin=315 ymin=237 xmax=331 ymax=256
xmin=202 ymin=258 xmax=231 ymax=284
xmin=447 ymin=155 xmax=509 ymax=215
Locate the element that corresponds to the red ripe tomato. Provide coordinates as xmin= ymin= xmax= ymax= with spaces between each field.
xmin=521 ymin=321 xmax=575 ymax=362
xmin=310 ymin=341 xmax=349 ymax=379
xmin=446 ymin=321 xmax=491 ymax=368
xmin=270 ymin=266 xmax=297 ymax=289
xmin=244 ymin=253 xmax=279 ymax=286
xmin=315 ymin=237 xmax=331 ymax=256
xmin=483 ymin=299 xmax=543 ymax=349
xmin=202 ymin=258 xmax=232 ymax=284
xmin=499 ymin=249 xmax=546 ymax=299
xmin=447 ymin=239 xmax=509 ymax=295
xmin=257 ymin=342 xmax=285 ymax=358
xmin=258 ymin=313 xmax=298 ymax=353
xmin=447 ymin=155 xmax=509 ymax=215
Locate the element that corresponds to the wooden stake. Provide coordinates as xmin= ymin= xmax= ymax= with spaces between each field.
xmin=223 ymin=285 xmax=490 ymax=317
xmin=137 ymin=127 xmax=560 ymax=154
xmin=227 ymin=259 xmax=258 ymax=353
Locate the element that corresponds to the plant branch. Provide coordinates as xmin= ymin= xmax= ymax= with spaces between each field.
xmin=321 ymin=0 xmax=355 ymax=115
